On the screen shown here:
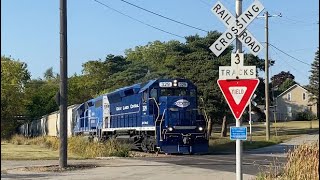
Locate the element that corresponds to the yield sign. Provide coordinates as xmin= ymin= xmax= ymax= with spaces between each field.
xmin=217 ymin=79 xmax=259 ymax=120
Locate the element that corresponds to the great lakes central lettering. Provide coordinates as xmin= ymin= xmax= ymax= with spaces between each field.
xmin=116 ymin=104 xmax=140 ymax=111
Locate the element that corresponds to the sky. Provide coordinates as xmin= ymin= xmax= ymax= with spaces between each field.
xmin=1 ymin=0 xmax=319 ymax=85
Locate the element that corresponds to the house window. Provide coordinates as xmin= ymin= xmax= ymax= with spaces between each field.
xmin=287 ymin=106 xmax=292 ymax=118
xmin=302 ymin=92 xmax=306 ymax=101
xmin=287 ymin=93 xmax=291 ymax=101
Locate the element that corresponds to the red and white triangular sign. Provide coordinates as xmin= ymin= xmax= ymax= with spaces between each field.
xmin=217 ymin=79 xmax=260 ymax=120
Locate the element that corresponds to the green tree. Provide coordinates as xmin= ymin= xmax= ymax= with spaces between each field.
xmin=307 ymin=48 xmax=319 ymax=105
xmin=1 ymin=56 xmax=31 ymax=137
xmin=81 ymin=54 xmax=128 ymax=96
xmin=24 ymin=67 xmax=60 ymax=121
xmin=278 ymin=78 xmax=296 ymax=92
xmin=271 ymin=71 xmax=295 ymax=88
xmin=43 ymin=67 xmax=58 ymax=80
xmin=68 ymin=74 xmax=95 ymax=105
xmin=271 ymin=71 xmax=296 ymax=97
xmin=24 ymin=79 xmax=59 ymax=120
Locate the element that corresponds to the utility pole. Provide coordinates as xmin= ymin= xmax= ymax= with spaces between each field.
xmin=258 ymin=11 xmax=281 ymax=141
xmin=59 ymin=0 xmax=68 ymax=168
xmin=235 ymin=1 xmax=243 ymax=179
xmin=265 ymin=11 xmax=270 ymax=141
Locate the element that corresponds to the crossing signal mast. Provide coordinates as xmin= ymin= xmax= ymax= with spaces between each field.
xmin=209 ymin=1 xmax=264 ymax=179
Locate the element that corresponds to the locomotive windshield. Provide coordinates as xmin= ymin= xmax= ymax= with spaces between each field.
xmin=160 ymin=88 xmax=188 ymax=96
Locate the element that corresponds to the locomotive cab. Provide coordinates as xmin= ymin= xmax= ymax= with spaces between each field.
xmin=145 ymin=79 xmax=209 ymax=154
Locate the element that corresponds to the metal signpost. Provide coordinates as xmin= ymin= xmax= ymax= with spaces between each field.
xmin=249 ymin=94 xmax=257 ymax=143
xmin=209 ymin=1 xmax=264 ymax=179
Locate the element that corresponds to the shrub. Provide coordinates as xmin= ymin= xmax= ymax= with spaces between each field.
xmin=44 ymin=137 xmax=59 ymax=150
xmin=295 ymin=111 xmax=316 ymax=121
xmin=68 ymin=136 xmax=130 ymax=158
xmin=256 ymin=142 xmax=319 ymax=180
xmin=10 ymin=134 xmax=27 ymax=145
xmin=68 ymin=136 xmax=90 ymax=157
xmin=8 ymin=134 xmax=131 ymax=158
xmin=282 ymin=142 xmax=319 ymax=180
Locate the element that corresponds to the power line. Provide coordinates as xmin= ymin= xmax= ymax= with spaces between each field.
xmin=198 ymin=0 xmax=211 ymax=7
xmin=269 ymin=45 xmax=310 ymax=79
xmin=93 ymin=0 xmax=185 ymax=39
xmin=119 ymin=0 xmax=209 ymax=33
xmin=269 ymin=43 xmax=311 ymax=66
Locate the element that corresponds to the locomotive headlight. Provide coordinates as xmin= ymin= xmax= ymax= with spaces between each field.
xmin=168 ymin=127 xmax=174 ymax=131
xmin=198 ymin=126 xmax=204 ymax=131
xmin=173 ymin=80 xmax=178 ymax=87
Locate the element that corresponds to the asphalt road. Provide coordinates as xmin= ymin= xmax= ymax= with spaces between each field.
xmin=134 ymin=153 xmax=286 ymax=176
xmin=1 ymin=153 xmax=286 ymax=180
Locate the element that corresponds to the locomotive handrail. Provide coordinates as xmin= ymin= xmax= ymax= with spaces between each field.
xmin=159 ymin=109 xmax=167 ymax=141
xmin=77 ymin=115 xmax=99 ymax=131
xmin=84 ymin=109 xmax=89 ymax=131
xmin=149 ymin=97 xmax=160 ymax=140
xmin=200 ymin=98 xmax=209 ymax=129
xmin=201 ymin=108 xmax=209 ymax=129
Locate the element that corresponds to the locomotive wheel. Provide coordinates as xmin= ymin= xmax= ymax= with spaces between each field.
xmin=141 ymin=136 xmax=149 ymax=152
xmin=140 ymin=135 xmax=156 ymax=153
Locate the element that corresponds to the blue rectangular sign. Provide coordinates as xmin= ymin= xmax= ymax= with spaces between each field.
xmin=230 ymin=126 xmax=247 ymax=140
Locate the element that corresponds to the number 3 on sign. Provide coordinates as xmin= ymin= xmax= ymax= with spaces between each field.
xmin=231 ymin=53 xmax=244 ymax=67
xmin=235 ymin=54 xmax=240 ymax=64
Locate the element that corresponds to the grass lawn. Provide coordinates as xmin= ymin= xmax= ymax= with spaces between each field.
xmin=208 ymin=120 xmax=319 ymax=153
xmin=1 ymin=143 xmax=84 ymax=160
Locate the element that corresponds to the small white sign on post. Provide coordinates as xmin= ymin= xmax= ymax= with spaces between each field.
xmin=219 ymin=53 xmax=256 ymax=79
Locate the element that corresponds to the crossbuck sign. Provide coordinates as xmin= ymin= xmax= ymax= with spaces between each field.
xmin=210 ymin=1 xmax=264 ymax=57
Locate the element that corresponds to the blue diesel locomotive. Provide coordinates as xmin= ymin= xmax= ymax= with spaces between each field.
xmin=73 ymin=78 xmax=208 ymax=154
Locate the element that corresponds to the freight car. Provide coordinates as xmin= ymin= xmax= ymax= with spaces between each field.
xmin=18 ymin=104 xmax=79 ymax=137
xmin=74 ymin=78 xmax=209 ymax=154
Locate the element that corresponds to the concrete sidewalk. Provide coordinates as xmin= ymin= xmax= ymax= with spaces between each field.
xmin=246 ymin=133 xmax=319 ymax=157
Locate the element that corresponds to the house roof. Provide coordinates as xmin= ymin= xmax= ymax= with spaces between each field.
xmin=276 ymin=83 xmax=308 ymax=98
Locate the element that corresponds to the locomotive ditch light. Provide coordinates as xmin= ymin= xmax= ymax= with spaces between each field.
xmin=168 ymin=127 xmax=174 ymax=131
